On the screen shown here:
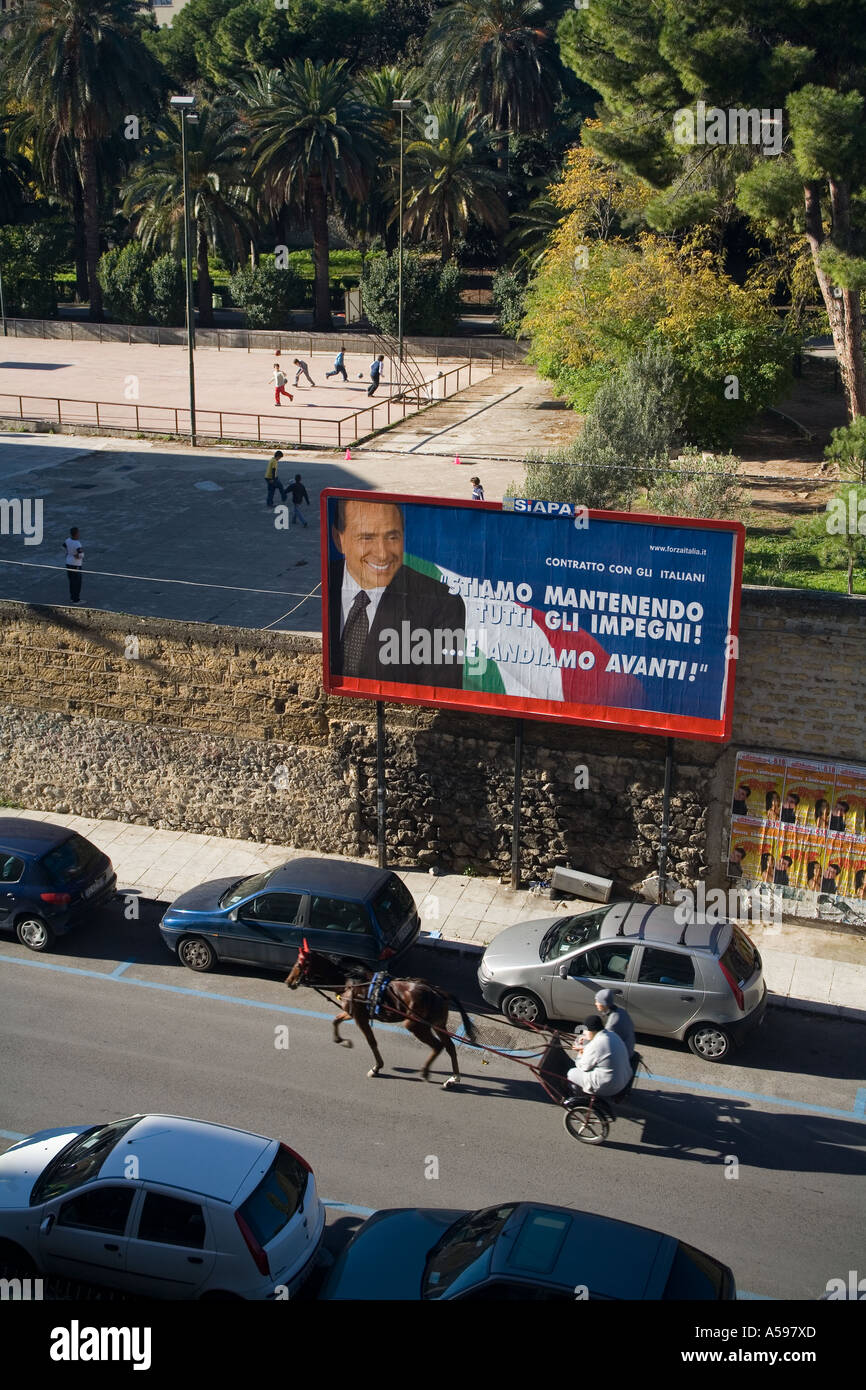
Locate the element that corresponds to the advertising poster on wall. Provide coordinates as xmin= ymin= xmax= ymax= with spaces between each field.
xmin=730 ymin=752 xmax=866 ymax=926
xmin=321 ymin=491 xmax=744 ymax=741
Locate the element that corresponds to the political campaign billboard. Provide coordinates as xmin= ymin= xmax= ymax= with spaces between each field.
xmin=321 ymin=490 xmax=744 ymax=741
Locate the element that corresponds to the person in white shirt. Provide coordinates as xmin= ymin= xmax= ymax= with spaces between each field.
xmin=567 ymin=1016 xmax=633 ymax=1097
xmin=62 ymin=527 xmax=84 ymax=603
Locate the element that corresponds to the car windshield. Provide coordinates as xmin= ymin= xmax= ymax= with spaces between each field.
xmin=539 ymin=910 xmax=607 ymax=961
xmin=30 ymin=1116 xmax=141 ymax=1205
xmin=41 ymin=834 xmax=103 ymax=885
xmin=423 ymin=1205 xmax=516 ymax=1298
xmin=219 ymin=870 xmax=279 ymax=908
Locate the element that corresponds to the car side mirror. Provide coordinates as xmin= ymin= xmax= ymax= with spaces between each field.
xmin=228 ymin=909 xmax=239 ymax=922
xmin=558 ymin=963 xmax=569 ymax=979
xmin=40 ymin=1214 xmax=55 ymax=1236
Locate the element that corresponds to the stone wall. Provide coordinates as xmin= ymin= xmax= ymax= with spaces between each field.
xmin=0 ymin=588 xmax=864 ymax=888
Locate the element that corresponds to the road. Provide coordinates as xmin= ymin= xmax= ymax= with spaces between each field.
xmin=1 ymin=899 xmax=864 ymax=1300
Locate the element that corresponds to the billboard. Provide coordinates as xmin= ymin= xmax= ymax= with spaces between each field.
xmin=729 ymin=752 xmax=866 ymax=927
xmin=321 ymin=490 xmax=744 ymax=741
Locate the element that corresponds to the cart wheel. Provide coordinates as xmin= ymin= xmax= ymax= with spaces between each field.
xmin=564 ymin=1105 xmax=609 ymax=1145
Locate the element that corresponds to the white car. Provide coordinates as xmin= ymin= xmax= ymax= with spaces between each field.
xmin=0 ymin=1114 xmax=325 ymax=1299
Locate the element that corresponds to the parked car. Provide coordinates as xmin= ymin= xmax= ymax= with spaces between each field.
xmin=160 ymin=856 xmax=420 ymax=973
xmin=0 ymin=1114 xmax=325 ymax=1300
xmin=0 ymin=817 xmax=117 ymax=953
xmin=321 ymin=1201 xmax=736 ymax=1300
xmin=477 ymin=901 xmax=766 ymax=1061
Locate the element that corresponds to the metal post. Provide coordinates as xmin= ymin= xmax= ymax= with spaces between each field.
xmin=376 ymin=701 xmax=387 ymax=870
xmin=511 ymin=719 xmax=524 ymax=891
xmin=398 ymin=107 xmax=404 ymax=390
xmin=1 ymin=260 xmax=8 ymax=336
xmin=658 ymin=737 xmax=674 ymax=905
xmin=180 ymin=109 xmax=197 ymax=446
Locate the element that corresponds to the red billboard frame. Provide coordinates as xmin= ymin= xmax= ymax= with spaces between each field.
xmin=320 ymin=489 xmax=745 ymax=743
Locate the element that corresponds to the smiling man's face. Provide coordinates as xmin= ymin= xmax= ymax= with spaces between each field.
xmin=334 ymin=500 xmax=404 ymax=590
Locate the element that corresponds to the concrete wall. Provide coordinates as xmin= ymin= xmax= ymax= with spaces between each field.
xmin=1 ymin=588 xmax=864 ymax=887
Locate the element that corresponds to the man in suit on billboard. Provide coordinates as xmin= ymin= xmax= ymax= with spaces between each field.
xmin=329 ymin=498 xmax=467 ymax=689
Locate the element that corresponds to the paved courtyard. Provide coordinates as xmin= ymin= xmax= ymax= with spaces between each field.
xmin=0 ymin=339 xmax=485 ymax=446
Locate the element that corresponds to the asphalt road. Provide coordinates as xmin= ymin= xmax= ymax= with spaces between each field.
xmin=1 ymin=899 xmax=864 ymax=1301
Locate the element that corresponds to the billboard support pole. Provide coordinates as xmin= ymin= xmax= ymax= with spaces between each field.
xmin=511 ymin=719 xmax=524 ymax=891
xmin=376 ymin=701 xmax=387 ymax=870
xmin=658 ymin=738 xmax=674 ymax=903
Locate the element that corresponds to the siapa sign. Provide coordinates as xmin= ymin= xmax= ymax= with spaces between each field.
xmin=321 ymin=490 xmax=744 ymax=741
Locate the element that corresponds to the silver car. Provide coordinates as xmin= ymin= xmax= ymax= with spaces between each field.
xmin=477 ymin=902 xmax=767 ymax=1061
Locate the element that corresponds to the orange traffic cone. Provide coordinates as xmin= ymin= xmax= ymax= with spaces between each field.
xmin=345 ymin=448 xmax=352 ymax=461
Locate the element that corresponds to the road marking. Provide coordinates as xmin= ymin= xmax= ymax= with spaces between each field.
xmin=1 ymin=951 xmax=863 ymax=1119
xmin=323 ymin=1201 xmax=376 ymax=1217
xmin=110 ymin=960 xmax=135 ymax=978
xmin=0 ymin=952 xmax=406 ymax=1031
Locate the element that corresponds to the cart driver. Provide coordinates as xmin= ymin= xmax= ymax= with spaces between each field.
xmin=567 ymin=1016 xmax=633 ymax=1098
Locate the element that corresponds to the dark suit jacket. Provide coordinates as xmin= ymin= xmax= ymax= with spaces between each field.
xmin=329 ymin=557 xmax=467 ymax=689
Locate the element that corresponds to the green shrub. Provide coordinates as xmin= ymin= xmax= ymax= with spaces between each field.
xmin=491 ymin=267 xmax=527 ymax=338
xmin=0 ymin=222 xmax=61 ymax=318
xmin=361 ymin=252 xmax=462 ymax=336
xmin=229 ymin=260 xmax=306 ymax=329
xmin=98 ymin=245 xmax=186 ymax=326
xmin=148 ymin=254 xmax=185 ymax=326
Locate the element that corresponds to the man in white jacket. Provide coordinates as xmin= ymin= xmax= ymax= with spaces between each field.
xmin=567 ymin=1016 xmax=633 ymax=1097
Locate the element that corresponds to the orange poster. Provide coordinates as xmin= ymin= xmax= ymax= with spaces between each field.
xmin=731 ymin=753 xmax=788 ymax=825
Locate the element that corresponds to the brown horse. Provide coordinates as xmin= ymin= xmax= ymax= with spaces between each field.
xmin=285 ymin=940 xmax=476 ymax=1088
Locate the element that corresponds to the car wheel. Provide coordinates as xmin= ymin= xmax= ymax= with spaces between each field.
xmin=178 ymin=936 xmax=216 ymax=972
xmin=687 ymin=1022 xmax=732 ymax=1061
xmin=0 ymin=1240 xmax=39 ymax=1277
xmin=15 ymin=916 xmax=55 ymax=952
xmin=501 ymin=990 xmax=547 ymax=1028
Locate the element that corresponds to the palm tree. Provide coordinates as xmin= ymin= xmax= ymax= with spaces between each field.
xmin=401 ymin=101 xmax=507 ymax=263
xmin=425 ymin=0 xmax=561 ymax=143
xmin=237 ymin=60 xmax=380 ymax=331
xmin=121 ymin=103 xmax=253 ymax=327
xmin=2 ymin=0 xmax=166 ymax=320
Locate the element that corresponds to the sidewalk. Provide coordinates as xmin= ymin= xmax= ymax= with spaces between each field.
xmin=4 ymin=808 xmax=865 ymax=1023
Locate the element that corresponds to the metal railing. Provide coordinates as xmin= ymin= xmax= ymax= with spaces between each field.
xmin=0 ymin=360 xmax=485 ymax=448
xmin=0 ymin=316 xmax=528 ymax=363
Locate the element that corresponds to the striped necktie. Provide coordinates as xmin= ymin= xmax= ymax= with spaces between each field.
xmin=342 ymin=590 xmax=370 ymax=675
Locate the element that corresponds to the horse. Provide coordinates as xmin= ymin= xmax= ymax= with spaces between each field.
xmin=285 ymin=940 xmax=476 ymax=1088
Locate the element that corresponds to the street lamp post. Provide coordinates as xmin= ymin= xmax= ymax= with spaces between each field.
xmin=392 ymin=99 xmax=412 ymax=391
xmin=0 ymin=259 xmax=7 ymax=337
xmin=171 ymin=95 xmax=198 ymax=446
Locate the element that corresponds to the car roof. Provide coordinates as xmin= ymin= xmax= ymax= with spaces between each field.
xmin=599 ymin=902 xmax=729 ymax=955
xmin=98 ymin=1115 xmax=276 ymax=1204
xmin=0 ymin=817 xmax=75 ymax=856
xmin=491 ymin=1204 xmax=679 ymax=1298
xmin=268 ymin=856 xmax=392 ymax=901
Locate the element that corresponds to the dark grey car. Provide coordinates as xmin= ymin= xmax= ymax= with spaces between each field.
xmin=477 ymin=902 xmax=767 ymax=1061
xmin=160 ymin=856 xmax=420 ymax=973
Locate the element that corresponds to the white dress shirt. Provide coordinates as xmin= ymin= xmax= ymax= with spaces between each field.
xmin=340 ymin=567 xmax=389 ymax=636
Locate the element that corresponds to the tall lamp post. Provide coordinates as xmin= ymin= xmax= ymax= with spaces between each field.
xmin=392 ymin=99 xmax=412 ymax=391
xmin=170 ymin=94 xmax=198 ymax=446
xmin=0 ymin=259 xmax=7 ymax=337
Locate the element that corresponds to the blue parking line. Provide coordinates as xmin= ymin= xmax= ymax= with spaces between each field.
xmin=648 ymin=1072 xmax=865 ymax=1122
xmin=324 ymin=1201 xmax=376 ymax=1217
xmin=0 ymin=952 xmax=407 ymax=1031
xmin=0 ymin=1129 xmax=25 ymax=1141
xmin=1 ymin=951 xmax=863 ymax=1119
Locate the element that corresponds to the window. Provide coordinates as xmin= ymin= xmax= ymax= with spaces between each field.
xmin=308 ymin=895 xmax=372 ymax=935
xmin=663 ymin=1242 xmax=727 ymax=1300
xmin=575 ymin=943 xmax=632 ymax=981
xmin=372 ymin=876 xmax=416 ymax=940
xmin=220 ymin=869 xmax=278 ymax=908
xmin=244 ymin=893 xmax=301 ymax=925
xmin=31 ymin=1117 xmax=140 ymax=1204
xmin=0 ymin=855 xmax=24 ymax=883
xmin=41 ymin=834 xmax=102 ymax=885
xmin=137 ymin=1192 xmax=206 ymax=1249
xmin=237 ymin=1147 xmax=308 ymax=1246
xmin=637 ymin=947 xmax=695 ymax=988
xmin=721 ymin=926 xmax=757 ymax=985
xmin=540 ymin=910 xmax=607 ymax=962
xmin=423 ymin=1205 xmax=516 ymax=1298
xmin=58 ymin=1186 xmax=134 ymax=1236
xmin=505 ymin=1210 xmax=571 ymax=1274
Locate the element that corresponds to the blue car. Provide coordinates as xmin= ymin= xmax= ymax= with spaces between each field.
xmin=321 ymin=1203 xmax=737 ymax=1301
xmin=160 ymin=857 xmax=420 ymax=973
xmin=0 ymin=818 xmax=117 ymax=953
